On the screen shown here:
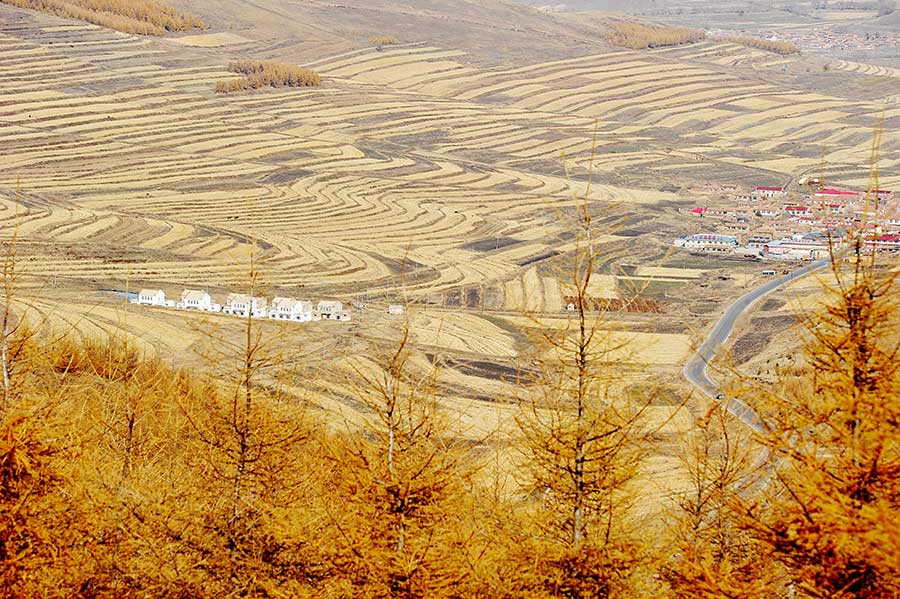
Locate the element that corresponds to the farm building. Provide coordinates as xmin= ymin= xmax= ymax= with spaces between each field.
xmin=223 ymin=293 xmax=267 ymax=318
xmin=268 ymin=298 xmax=314 ymax=322
xmin=134 ymin=288 xmax=167 ymax=307
xmin=673 ymin=234 xmax=739 ymax=252
xmin=179 ymin=290 xmax=218 ymax=312
xmin=764 ymin=233 xmax=833 ymax=260
xmin=754 ymin=186 xmax=785 ymax=197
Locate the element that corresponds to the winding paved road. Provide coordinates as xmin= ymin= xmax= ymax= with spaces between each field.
xmin=683 ymin=258 xmax=830 ymax=431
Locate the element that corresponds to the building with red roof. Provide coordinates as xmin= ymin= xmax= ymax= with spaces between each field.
xmin=754 ymin=185 xmax=785 ymax=197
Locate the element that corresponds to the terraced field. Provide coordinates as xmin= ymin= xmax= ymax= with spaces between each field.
xmin=1 ymin=1 xmax=898 ymax=418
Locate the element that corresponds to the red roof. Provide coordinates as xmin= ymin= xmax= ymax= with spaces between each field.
xmin=877 ymin=234 xmax=900 ymax=242
xmin=785 ymin=206 xmax=809 ymax=211
xmin=690 ymin=207 xmax=707 ymax=214
xmin=816 ymin=188 xmax=858 ymax=196
xmin=872 ymin=189 xmax=893 ymax=194
xmin=755 ymin=186 xmax=784 ymax=192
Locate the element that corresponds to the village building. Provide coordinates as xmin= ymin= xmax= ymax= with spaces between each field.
xmin=784 ymin=205 xmax=812 ymax=217
xmin=268 ymin=297 xmax=313 ymax=322
xmin=764 ymin=233 xmax=833 ymax=261
xmin=721 ymin=222 xmax=750 ymax=235
xmin=388 ymin=304 xmax=404 ymax=316
xmin=223 ymin=293 xmax=267 ymax=318
xmin=756 ymin=208 xmax=780 ymax=218
xmin=746 ymin=235 xmax=771 ymax=250
xmin=179 ymin=290 xmax=218 ymax=312
xmin=673 ymin=234 xmax=739 ymax=252
xmin=814 ymin=188 xmax=859 ymax=202
xmin=134 ymin=288 xmax=167 ymax=307
xmin=754 ymin=185 xmax=785 ymax=198
xmin=316 ymin=300 xmax=352 ymax=321
xmin=884 ymin=214 xmax=900 ymax=230
xmin=868 ymin=234 xmax=900 ymax=250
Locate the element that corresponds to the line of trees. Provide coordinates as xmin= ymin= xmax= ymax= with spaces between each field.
xmin=604 ymin=21 xmax=705 ymax=50
xmin=215 ymin=60 xmax=321 ymax=93
xmin=1 ymin=211 xmax=898 ymax=596
xmin=0 ymin=0 xmax=204 ymax=35
xmin=370 ymin=35 xmax=398 ymax=49
xmin=720 ymin=35 xmax=801 ymax=55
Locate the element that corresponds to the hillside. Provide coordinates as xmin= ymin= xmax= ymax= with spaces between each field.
xmin=1 ymin=0 xmax=899 ymax=379
xmin=165 ymin=0 xmax=618 ymax=64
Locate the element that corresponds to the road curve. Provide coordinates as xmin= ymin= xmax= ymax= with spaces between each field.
xmin=683 ymin=258 xmax=830 ymax=432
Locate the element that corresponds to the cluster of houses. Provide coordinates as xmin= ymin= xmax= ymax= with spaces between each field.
xmin=131 ymin=289 xmax=353 ymax=322
xmin=754 ymin=29 xmax=900 ymax=53
xmin=707 ymin=27 xmax=900 ymax=53
xmin=674 ymin=184 xmax=899 ymax=261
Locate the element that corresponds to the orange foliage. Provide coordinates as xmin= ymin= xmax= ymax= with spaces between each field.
xmin=720 ymin=35 xmax=801 ymax=55
xmin=605 ymin=20 xmax=705 ymax=49
xmin=215 ymin=60 xmax=321 ymax=93
xmin=0 ymin=0 xmax=204 ymax=35
xmin=370 ymin=35 xmax=398 ymax=47
xmin=736 ymin=240 xmax=900 ymax=598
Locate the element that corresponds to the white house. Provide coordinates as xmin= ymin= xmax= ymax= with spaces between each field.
xmin=388 ymin=304 xmax=404 ymax=316
xmin=268 ymin=297 xmax=313 ymax=322
xmin=223 ymin=293 xmax=267 ymax=318
xmin=134 ymin=288 xmax=166 ymax=307
xmin=179 ymin=290 xmax=217 ymax=312
xmin=330 ymin=310 xmax=353 ymax=321
xmin=316 ymin=300 xmax=351 ymax=321
xmin=316 ymin=300 xmax=342 ymax=317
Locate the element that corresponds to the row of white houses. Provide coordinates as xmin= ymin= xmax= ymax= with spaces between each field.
xmin=131 ymin=289 xmax=352 ymax=322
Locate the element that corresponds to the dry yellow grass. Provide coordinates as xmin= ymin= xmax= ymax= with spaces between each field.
xmin=170 ymin=32 xmax=250 ymax=47
xmin=0 ymin=0 xmax=204 ymax=35
xmin=410 ymin=310 xmax=517 ymax=358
